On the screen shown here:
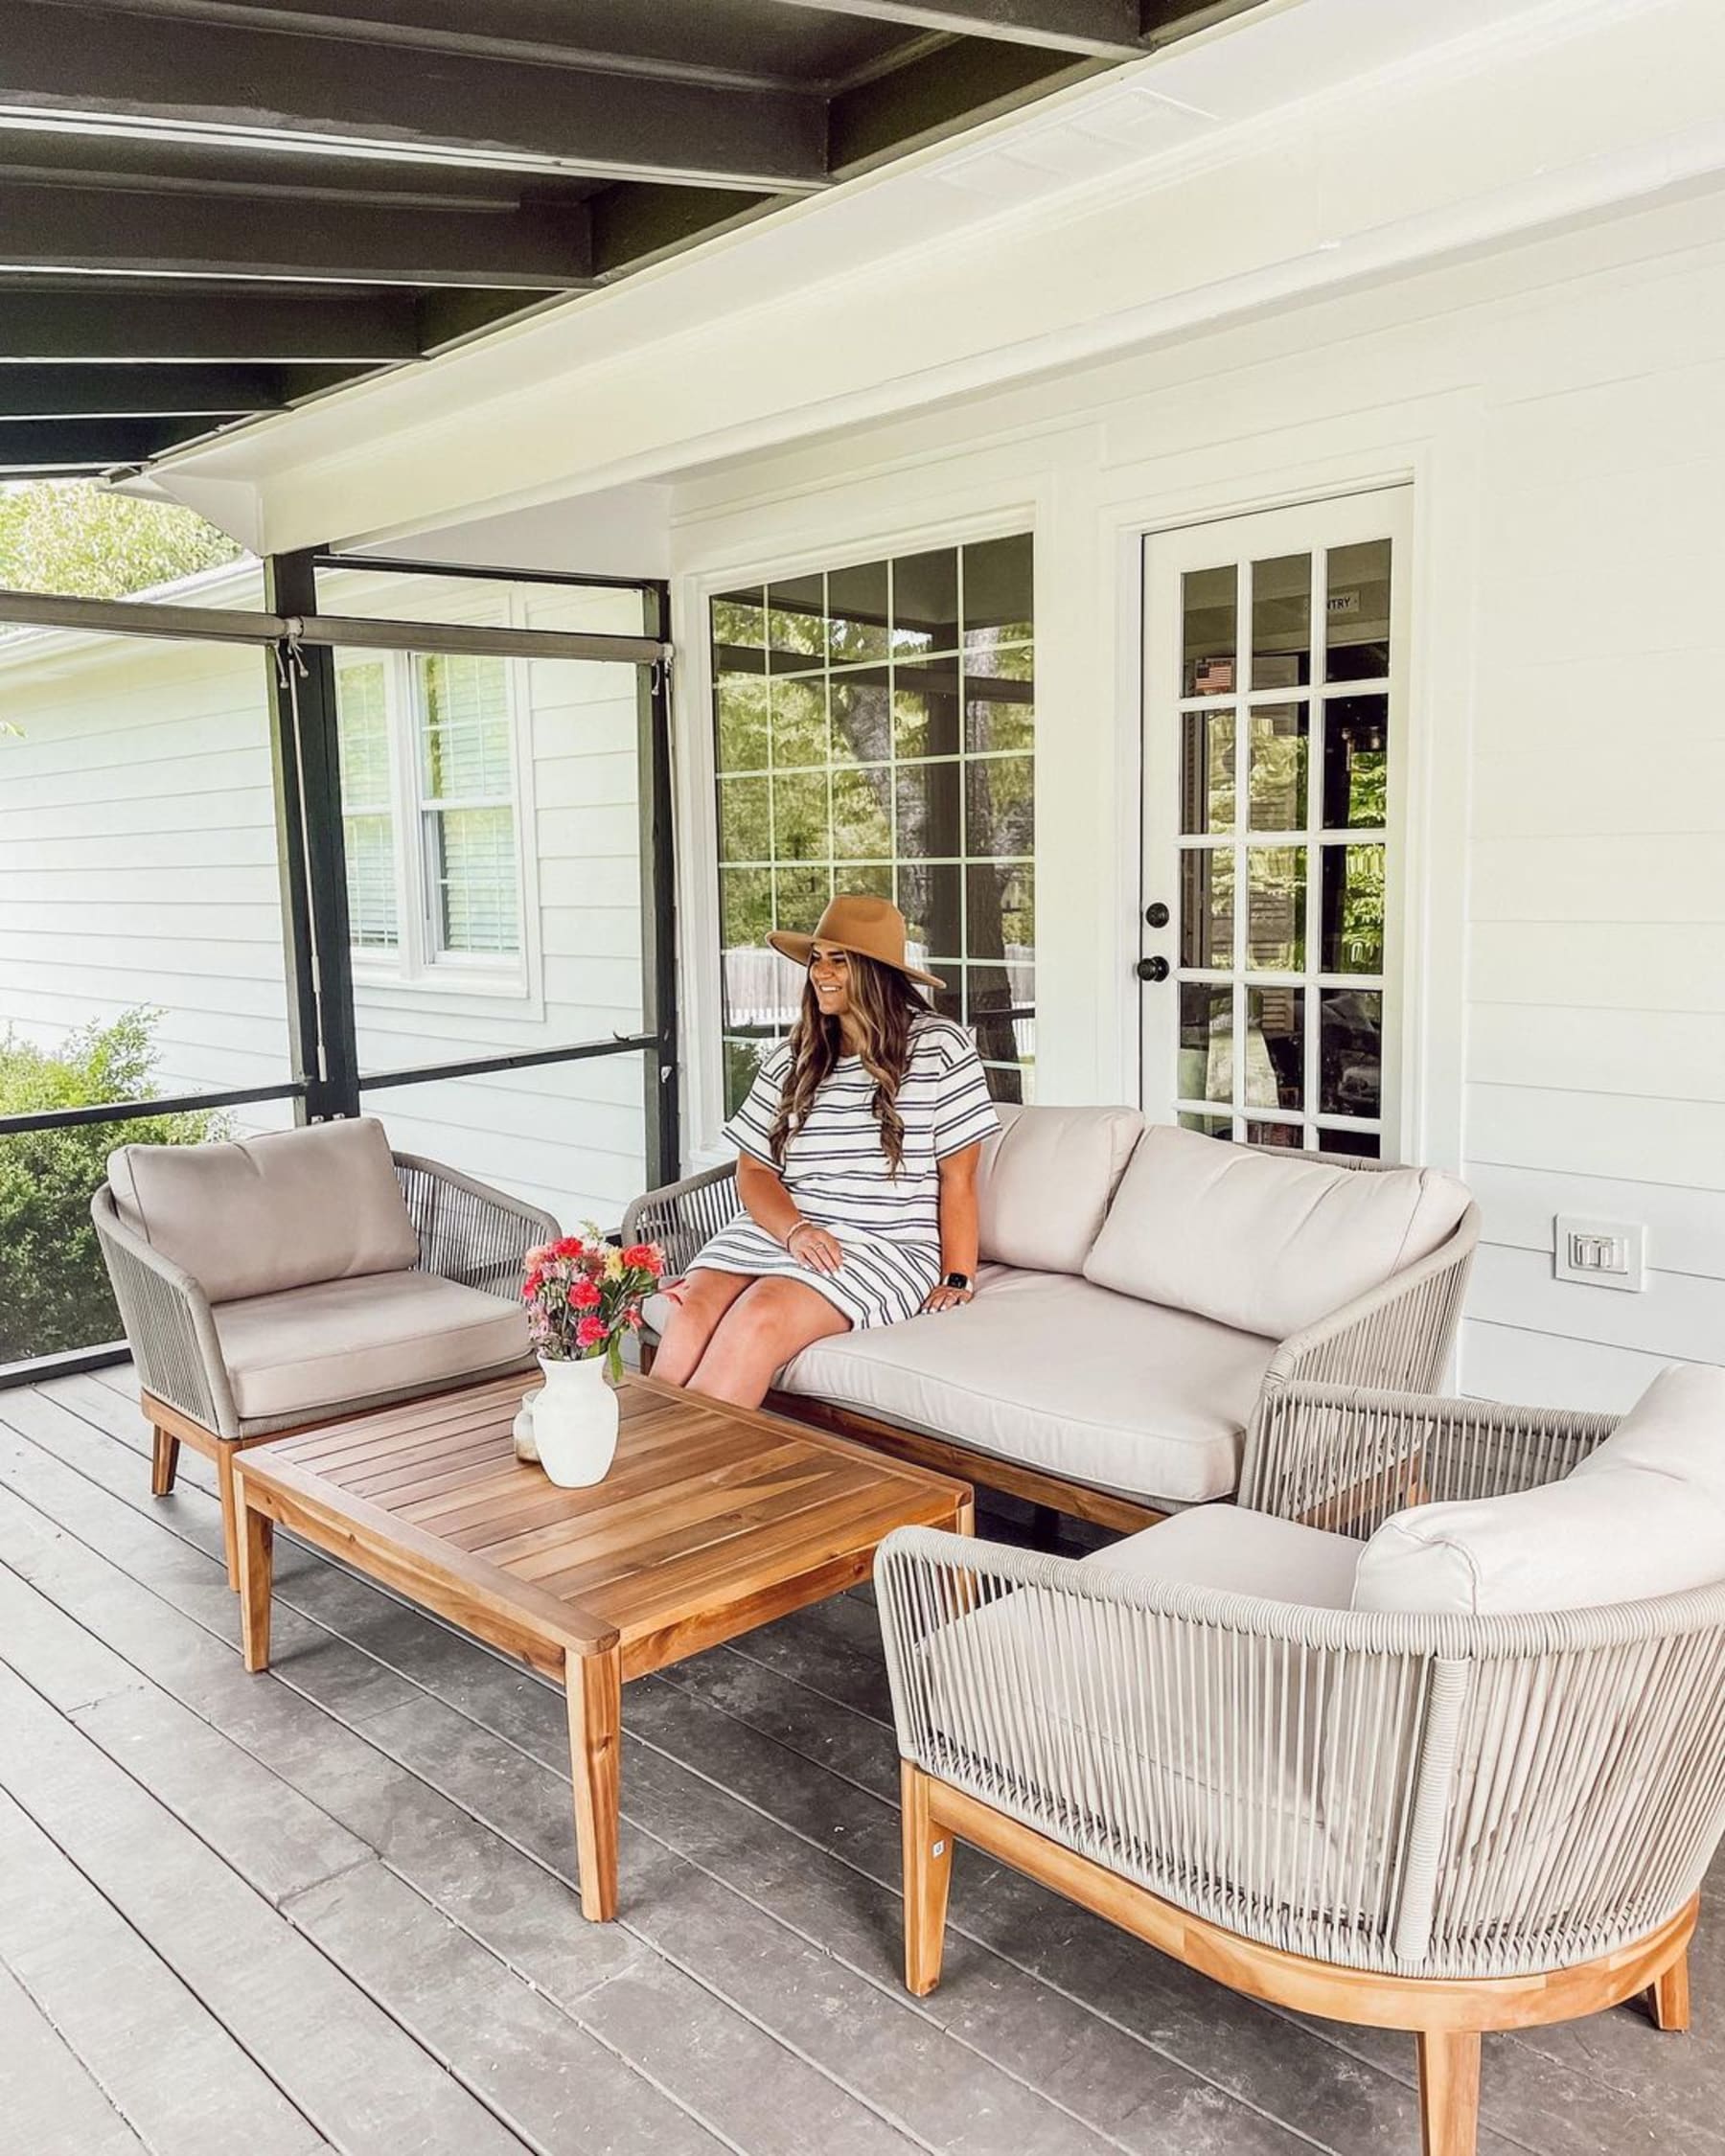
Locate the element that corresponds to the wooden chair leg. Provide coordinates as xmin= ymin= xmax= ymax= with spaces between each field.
xmin=215 ymin=1443 xmax=241 ymax=1592
xmin=1649 ymin=1949 xmax=1691 ymax=2032
xmin=902 ymin=1762 xmax=954 ymax=1997
xmin=150 ymin=1426 xmax=181 ymax=1498
xmin=1416 ymin=2030 xmax=1481 ymax=2156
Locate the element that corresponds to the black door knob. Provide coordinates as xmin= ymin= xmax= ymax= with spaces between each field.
xmin=1144 ymin=902 xmax=1170 ymax=928
xmin=1135 ymin=955 xmax=1170 ymax=983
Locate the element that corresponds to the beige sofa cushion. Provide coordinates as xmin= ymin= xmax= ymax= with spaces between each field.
xmin=109 ymin=1118 xmax=420 ymax=1304
xmin=778 ymin=1265 xmax=1274 ymax=1506
xmin=1092 ymin=1505 xmax=1361 ymax=1610
xmin=1353 ymin=1365 xmax=1725 ymax=1617
xmin=214 ymin=1269 xmax=530 ymax=1426
xmin=978 ymin=1103 xmax=1144 ymax=1275
xmin=1083 ymin=1125 xmax=1471 ymax=1338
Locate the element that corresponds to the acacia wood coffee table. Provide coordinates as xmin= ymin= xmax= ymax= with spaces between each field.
xmin=231 ymin=1370 xmax=972 ymax=1919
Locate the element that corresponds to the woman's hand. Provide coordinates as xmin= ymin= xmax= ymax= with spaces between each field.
xmin=786 ymin=1221 xmax=844 ymax=1276
xmin=921 ymin=1281 xmax=974 ymax=1315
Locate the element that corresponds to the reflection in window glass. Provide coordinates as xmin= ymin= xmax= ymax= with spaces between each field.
xmin=1320 ymin=987 xmax=1382 ymax=1117
xmin=1249 ymin=702 xmax=1307 ymax=832
xmin=1251 ymin=552 xmax=1311 ymax=689
xmin=1180 ymin=981 xmax=1232 ymax=1106
xmin=1322 ymin=695 xmax=1389 ymax=829
xmin=1322 ymin=843 xmax=1385 ymax=975
xmin=1246 ymin=846 xmax=1305 ymax=972
xmin=1182 ymin=708 xmax=1235 ymax=836
xmin=1183 ymin=564 xmax=1236 ymax=696
xmin=713 ymin=540 xmax=1034 ymax=1110
xmin=1246 ymin=985 xmax=1303 ymax=1112
xmin=1180 ymin=847 xmax=1234 ymax=970
xmin=1325 ymin=539 xmax=1392 ymax=682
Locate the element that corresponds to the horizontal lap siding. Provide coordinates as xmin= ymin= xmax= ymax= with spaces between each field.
xmin=0 ymin=579 xmax=649 ymax=1238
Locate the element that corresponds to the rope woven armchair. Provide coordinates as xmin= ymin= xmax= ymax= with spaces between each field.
xmin=877 ymin=1371 xmax=1725 ymax=2156
xmin=93 ymin=1117 xmax=557 ymax=1588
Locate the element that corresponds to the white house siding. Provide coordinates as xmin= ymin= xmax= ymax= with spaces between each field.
xmin=656 ymin=186 xmax=1725 ymax=1411
xmin=0 ymin=574 xmax=648 ymax=1233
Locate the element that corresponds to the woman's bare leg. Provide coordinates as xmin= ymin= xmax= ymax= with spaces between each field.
xmin=688 ymin=1276 xmax=850 ymax=1411
xmin=652 ymin=1270 xmax=755 ymax=1387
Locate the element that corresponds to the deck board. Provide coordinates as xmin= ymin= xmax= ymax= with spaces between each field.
xmin=4 ymin=1366 xmax=1721 ymax=2156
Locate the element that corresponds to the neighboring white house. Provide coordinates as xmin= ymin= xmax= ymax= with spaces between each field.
xmin=0 ymin=565 xmax=650 ymax=1231
xmin=12 ymin=0 xmax=1725 ymax=1408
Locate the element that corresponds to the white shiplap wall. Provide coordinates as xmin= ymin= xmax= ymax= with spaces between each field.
xmin=0 ymin=574 xmax=649 ymax=1231
xmin=660 ymin=186 xmax=1725 ymax=1411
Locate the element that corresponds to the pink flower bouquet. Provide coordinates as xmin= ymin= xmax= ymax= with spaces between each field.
xmin=521 ymin=1230 xmax=664 ymax=1381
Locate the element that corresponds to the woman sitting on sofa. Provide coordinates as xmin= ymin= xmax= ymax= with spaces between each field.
xmin=653 ymin=894 xmax=999 ymax=1410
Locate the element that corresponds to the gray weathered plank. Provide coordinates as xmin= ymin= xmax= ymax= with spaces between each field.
xmin=0 ymin=1960 xmax=151 ymax=2156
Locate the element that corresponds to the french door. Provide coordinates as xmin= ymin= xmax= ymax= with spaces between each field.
xmin=1139 ymin=489 xmax=1412 ymax=1158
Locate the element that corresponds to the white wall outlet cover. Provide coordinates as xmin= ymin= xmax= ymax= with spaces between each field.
xmin=1553 ymin=1215 xmax=1648 ymax=1293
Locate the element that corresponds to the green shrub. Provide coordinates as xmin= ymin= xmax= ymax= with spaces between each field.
xmin=0 ymin=1010 xmax=232 ymax=1364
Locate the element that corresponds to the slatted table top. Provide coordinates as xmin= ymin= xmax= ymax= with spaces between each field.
xmin=235 ymin=1370 xmax=972 ymax=1679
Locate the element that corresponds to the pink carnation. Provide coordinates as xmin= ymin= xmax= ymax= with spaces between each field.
xmin=568 ymin=1275 xmax=602 ymax=1310
xmin=575 ymin=1314 xmax=608 ymax=1350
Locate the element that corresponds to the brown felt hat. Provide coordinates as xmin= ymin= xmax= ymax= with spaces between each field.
xmin=768 ymin=893 xmax=944 ymax=991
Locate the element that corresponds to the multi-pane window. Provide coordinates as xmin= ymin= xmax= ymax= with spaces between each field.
xmin=712 ymin=536 xmax=1035 ymax=1114
xmin=333 ymin=650 xmax=523 ymax=981
xmin=1174 ymin=538 xmax=1392 ymax=1157
xmin=334 ymin=658 xmax=398 ymax=951
xmin=415 ymin=654 xmax=519 ymax=958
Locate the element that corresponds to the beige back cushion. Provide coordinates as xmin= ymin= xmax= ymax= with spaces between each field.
xmin=108 ymin=1117 xmax=420 ymax=1303
xmin=977 ymin=1103 xmax=1145 ymax=1275
xmin=1353 ymin=1364 xmax=1725 ymax=1616
xmin=1082 ymin=1124 xmax=1471 ymax=1335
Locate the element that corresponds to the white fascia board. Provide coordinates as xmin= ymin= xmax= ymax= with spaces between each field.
xmin=149 ymin=0 xmax=1725 ymax=555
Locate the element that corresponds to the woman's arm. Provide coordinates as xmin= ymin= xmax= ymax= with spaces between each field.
xmin=924 ymin=1139 xmax=983 ymax=1312
xmin=737 ymin=1154 xmax=842 ymax=1276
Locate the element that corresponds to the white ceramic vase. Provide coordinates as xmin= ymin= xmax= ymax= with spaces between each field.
xmin=526 ymin=1353 xmax=619 ymax=1488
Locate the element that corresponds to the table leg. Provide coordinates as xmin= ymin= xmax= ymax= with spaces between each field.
xmin=566 ymin=1643 xmax=622 ymax=1921
xmin=236 ymin=1485 xmax=274 ymax=1673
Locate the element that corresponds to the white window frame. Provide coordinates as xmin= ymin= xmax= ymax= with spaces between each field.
xmin=336 ymin=636 xmax=540 ymax=1010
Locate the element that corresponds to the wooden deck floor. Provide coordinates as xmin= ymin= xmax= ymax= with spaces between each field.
xmin=2 ymin=1365 xmax=1719 ymax=2156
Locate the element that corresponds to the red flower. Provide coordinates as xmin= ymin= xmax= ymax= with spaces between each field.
xmin=575 ymin=1314 xmax=607 ymax=1350
xmin=520 ymin=1268 xmax=545 ymax=1302
xmin=622 ymin=1242 xmax=663 ymax=1276
xmin=568 ymin=1275 xmax=602 ymax=1310
xmin=550 ymin=1234 xmax=586 ymax=1260
xmin=523 ymin=1243 xmax=555 ymax=1270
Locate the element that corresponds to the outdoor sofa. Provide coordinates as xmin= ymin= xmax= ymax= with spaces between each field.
xmin=876 ymin=1362 xmax=1725 ymax=2156
xmin=626 ymin=1106 xmax=1481 ymax=1527
xmin=92 ymin=1116 xmax=555 ymax=1587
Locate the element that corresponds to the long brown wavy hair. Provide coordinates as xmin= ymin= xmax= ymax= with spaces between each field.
xmin=769 ymin=950 xmax=930 ymax=1176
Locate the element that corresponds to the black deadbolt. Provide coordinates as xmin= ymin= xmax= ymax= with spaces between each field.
xmin=1145 ymin=902 xmax=1170 ymax=928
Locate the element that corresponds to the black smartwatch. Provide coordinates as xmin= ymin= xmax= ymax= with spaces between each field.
xmin=943 ymin=1272 xmax=973 ymax=1293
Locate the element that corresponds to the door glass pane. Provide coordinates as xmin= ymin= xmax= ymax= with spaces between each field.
xmin=1322 ymin=695 xmax=1389 ymax=828
xmin=1248 ymin=701 xmax=1307 ymax=831
xmin=1320 ymin=1127 xmax=1381 ymax=1159
xmin=1182 ymin=708 xmax=1235 ymax=835
xmin=1245 ymin=985 xmax=1303 ymax=1112
xmin=1246 ymin=845 xmax=1305 ymax=971
xmin=1320 ymin=987 xmax=1383 ymax=1117
xmin=1321 ymin=844 xmax=1385 ymax=974
xmin=1180 ymin=982 xmax=1232 ymax=1105
xmin=1251 ymin=553 xmax=1310 ymax=689
xmin=1181 ymin=848 xmax=1234 ymax=969
xmin=1179 ymin=1111 xmax=1232 ymax=1139
xmin=1325 ymin=539 xmax=1392 ymax=681
xmin=1182 ymin=564 xmax=1236 ymax=696
xmin=1245 ymin=1119 xmax=1305 ymax=1150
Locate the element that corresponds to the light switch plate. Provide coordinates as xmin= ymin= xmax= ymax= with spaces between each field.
xmin=1553 ymin=1215 xmax=1647 ymax=1292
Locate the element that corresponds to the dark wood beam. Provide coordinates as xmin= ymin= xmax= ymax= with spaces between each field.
xmin=0 ymin=364 xmax=282 ymax=417
xmin=0 ymin=179 xmax=594 ymax=288
xmin=0 ymin=418 xmax=226 ymax=471
xmin=413 ymin=288 xmax=556 ymax=352
xmin=829 ymin=36 xmax=1105 ymax=172
xmin=0 ymin=287 xmax=424 ymax=361
xmin=770 ymin=1 xmax=1143 ymax=58
xmin=588 ymin=186 xmax=780 ymax=280
xmin=0 ymin=1 xmax=830 ymax=193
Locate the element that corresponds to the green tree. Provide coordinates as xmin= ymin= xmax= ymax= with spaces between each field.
xmin=0 ymin=1010 xmax=232 ymax=1363
xmin=0 ymin=479 xmax=240 ymax=601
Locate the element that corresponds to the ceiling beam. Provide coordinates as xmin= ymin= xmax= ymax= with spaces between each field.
xmin=0 ymin=178 xmax=594 ymax=287
xmin=0 ymin=417 xmax=224 ymax=471
xmin=0 ymin=363 xmax=285 ymax=416
xmin=830 ymin=36 xmax=1104 ymax=172
xmin=0 ymin=2 xmax=830 ymax=194
xmin=0 ymin=287 xmax=424 ymax=360
xmin=588 ymin=185 xmax=781 ymax=280
xmin=768 ymin=0 xmax=1143 ymax=59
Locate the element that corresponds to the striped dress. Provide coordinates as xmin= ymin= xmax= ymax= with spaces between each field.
xmin=688 ymin=1014 xmax=1000 ymax=1330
